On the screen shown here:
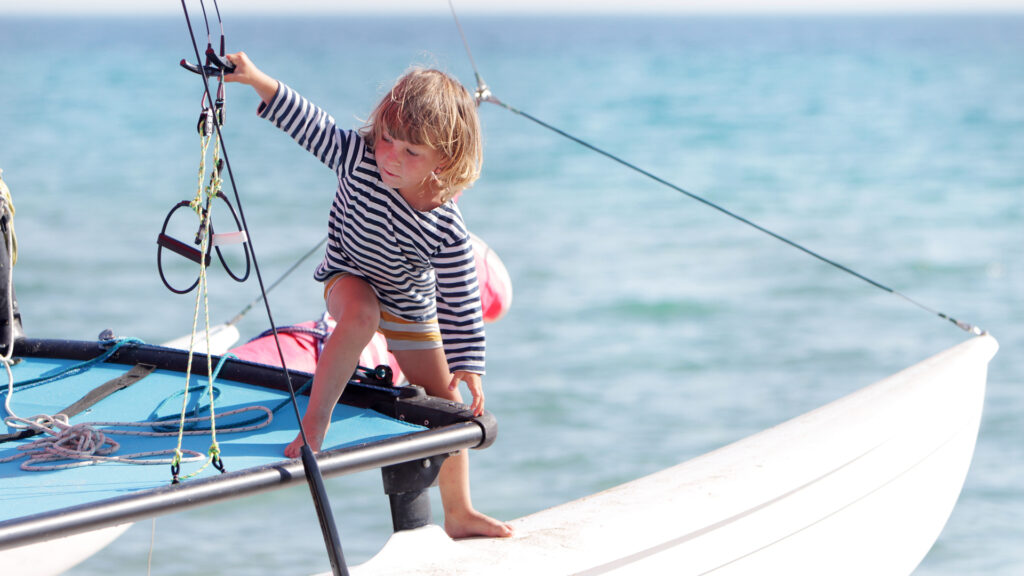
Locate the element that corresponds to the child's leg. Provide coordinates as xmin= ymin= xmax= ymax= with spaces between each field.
xmin=284 ymin=275 xmax=379 ymax=458
xmin=392 ymin=348 xmax=514 ymax=539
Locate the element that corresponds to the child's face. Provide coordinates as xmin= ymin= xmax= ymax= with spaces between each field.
xmin=374 ymin=128 xmax=444 ymax=196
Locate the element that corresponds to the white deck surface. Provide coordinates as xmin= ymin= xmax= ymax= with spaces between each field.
xmin=345 ymin=334 xmax=996 ymax=576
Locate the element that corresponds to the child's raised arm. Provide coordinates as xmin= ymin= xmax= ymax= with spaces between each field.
xmin=224 ymin=52 xmax=279 ymax=105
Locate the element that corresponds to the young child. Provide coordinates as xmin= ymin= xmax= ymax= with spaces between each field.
xmin=225 ymin=52 xmax=512 ymax=539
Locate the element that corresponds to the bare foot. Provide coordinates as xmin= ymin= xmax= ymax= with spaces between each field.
xmin=284 ymin=433 xmax=311 ymax=459
xmin=444 ymin=508 xmax=514 ymax=539
xmin=284 ymin=417 xmax=328 ymax=459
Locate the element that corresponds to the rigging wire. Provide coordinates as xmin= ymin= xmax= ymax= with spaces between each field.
xmin=446 ymin=0 xmax=983 ymax=337
xmin=196 ymin=0 xmax=212 ymax=42
xmin=225 ymin=235 xmax=328 ymax=328
xmin=178 ymin=2 xmax=348 ymax=574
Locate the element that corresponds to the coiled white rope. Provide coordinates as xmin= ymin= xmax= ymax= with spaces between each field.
xmin=1 ymin=377 xmax=273 ymax=471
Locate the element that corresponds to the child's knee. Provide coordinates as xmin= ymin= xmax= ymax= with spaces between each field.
xmin=326 ymin=277 xmax=381 ymax=337
xmin=338 ymin=304 xmax=379 ymax=338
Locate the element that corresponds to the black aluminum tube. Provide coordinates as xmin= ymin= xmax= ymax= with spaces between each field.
xmin=0 ymin=421 xmax=483 ymax=550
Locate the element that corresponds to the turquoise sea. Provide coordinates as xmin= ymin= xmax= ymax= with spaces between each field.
xmin=1 ymin=12 xmax=1022 ymax=575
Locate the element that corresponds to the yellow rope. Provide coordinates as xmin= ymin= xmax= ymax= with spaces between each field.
xmin=205 ymin=135 xmax=222 ymax=456
xmin=173 ymin=112 xmax=224 ymax=482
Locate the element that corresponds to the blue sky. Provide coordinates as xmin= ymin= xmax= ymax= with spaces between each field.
xmin=1 ymin=0 xmax=1022 ymax=15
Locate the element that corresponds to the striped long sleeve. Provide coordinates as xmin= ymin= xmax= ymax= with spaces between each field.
xmin=259 ymin=83 xmax=485 ymax=374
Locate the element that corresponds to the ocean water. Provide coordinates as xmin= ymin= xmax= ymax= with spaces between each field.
xmin=1 ymin=12 xmax=1022 ymax=575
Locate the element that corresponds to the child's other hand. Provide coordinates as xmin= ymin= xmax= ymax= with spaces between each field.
xmin=450 ymin=372 xmax=484 ymax=416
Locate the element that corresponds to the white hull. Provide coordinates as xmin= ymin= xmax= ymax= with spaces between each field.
xmin=0 ymin=335 xmax=994 ymax=576
xmin=349 ymin=334 xmax=997 ymax=575
xmin=0 ymin=524 xmax=131 ymax=576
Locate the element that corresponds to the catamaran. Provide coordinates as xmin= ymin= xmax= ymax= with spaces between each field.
xmin=0 ymin=2 xmax=997 ymax=574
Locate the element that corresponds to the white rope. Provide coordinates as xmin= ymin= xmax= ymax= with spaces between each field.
xmin=1 ymin=173 xmax=17 ymax=365
xmin=2 ymin=340 xmax=273 ymax=473
xmin=148 ymin=518 xmax=157 ymax=576
xmin=0 ymin=404 xmax=273 ymax=472
xmin=0 ymin=169 xmax=17 ymax=272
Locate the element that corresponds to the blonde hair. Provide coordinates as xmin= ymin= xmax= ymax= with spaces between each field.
xmin=361 ymin=68 xmax=482 ymax=200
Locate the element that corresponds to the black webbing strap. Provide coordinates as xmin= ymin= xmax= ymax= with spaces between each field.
xmin=0 ymin=363 xmax=157 ymax=444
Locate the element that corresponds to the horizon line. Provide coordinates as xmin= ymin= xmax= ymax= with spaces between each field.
xmin=4 ymin=8 xmax=1024 ymax=16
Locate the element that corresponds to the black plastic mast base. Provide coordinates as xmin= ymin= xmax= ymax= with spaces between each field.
xmin=382 ymin=454 xmax=449 ymax=532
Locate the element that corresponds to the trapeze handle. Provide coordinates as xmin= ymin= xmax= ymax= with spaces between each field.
xmin=204 ymin=46 xmax=236 ymax=74
xmin=179 ymin=58 xmax=224 ymax=77
xmin=179 ymin=46 xmax=235 ymax=77
xmin=157 ymin=233 xmax=212 ymax=267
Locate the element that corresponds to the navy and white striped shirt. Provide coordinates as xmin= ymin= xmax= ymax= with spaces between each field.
xmin=259 ymin=83 xmax=485 ymax=374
